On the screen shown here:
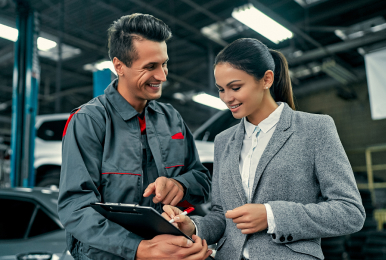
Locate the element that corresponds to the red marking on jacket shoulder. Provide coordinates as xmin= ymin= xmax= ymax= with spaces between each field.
xmin=171 ymin=132 xmax=184 ymax=139
xmin=62 ymin=109 xmax=80 ymax=137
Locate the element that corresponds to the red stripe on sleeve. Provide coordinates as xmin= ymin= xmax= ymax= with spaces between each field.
xmin=62 ymin=109 xmax=80 ymax=137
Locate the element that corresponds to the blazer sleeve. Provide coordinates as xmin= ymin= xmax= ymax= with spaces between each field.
xmin=58 ymin=112 xmax=142 ymax=259
xmin=268 ymin=115 xmax=365 ymax=243
xmin=190 ymin=136 xmax=226 ymax=245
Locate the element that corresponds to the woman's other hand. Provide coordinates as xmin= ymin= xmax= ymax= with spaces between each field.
xmin=225 ymin=204 xmax=268 ymax=234
xmin=162 ymin=205 xmax=197 ymax=237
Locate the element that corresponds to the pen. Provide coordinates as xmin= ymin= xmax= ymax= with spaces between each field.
xmin=169 ymin=207 xmax=195 ymax=223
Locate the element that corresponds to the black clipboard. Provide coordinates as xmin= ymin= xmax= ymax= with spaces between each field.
xmin=90 ymin=202 xmax=194 ymax=241
xmin=91 ymin=203 xmax=215 ymax=259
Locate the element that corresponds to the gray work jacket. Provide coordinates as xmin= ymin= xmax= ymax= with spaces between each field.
xmin=58 ymin=79 xmax=211 ymax=260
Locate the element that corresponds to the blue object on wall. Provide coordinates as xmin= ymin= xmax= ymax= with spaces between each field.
xmin=11 ymin=1 xmax=40 ymax=187
xmin=93 ymin=69 xmax=111 ymax=97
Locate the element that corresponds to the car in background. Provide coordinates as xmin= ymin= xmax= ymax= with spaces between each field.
xmin=34 ymin=113 xmax=215 ymax=189
xmin=0 ymin=187 xmax=68 ymax=260
xmin=0 ymin=142 xmax=11 ymax=188
xmin=193 ymin=109 xmax=239 ymax=142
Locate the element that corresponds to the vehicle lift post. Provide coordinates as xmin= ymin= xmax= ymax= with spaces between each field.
xmin=93 ymin=68 xmax=112 ymax=97
xmin=10 ymin=0 xmax=40 ymax=187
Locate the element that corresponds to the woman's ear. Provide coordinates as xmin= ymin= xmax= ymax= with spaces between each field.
xmin=263 ymin=70 xmax=274 ymax=89
xmin=113 ymin=57 xmax=124 ymax=77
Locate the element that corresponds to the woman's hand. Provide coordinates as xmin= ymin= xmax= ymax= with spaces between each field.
xmin=162 ymin=205 xmax=196 ymax=237
xmin=225 ymin=204 xmax=268 ymax=234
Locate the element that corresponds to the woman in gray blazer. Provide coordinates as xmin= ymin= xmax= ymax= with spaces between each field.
xmin=163 ymin=38 xmax=365 ymax=260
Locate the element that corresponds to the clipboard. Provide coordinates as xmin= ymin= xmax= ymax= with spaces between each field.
xmin=90 ymin=202 xmax=193 ymax=241
xmin=91 ymin=202 xmax=215 ymax=259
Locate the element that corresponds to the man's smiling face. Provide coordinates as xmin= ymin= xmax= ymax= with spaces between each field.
xmin=115 ymin=38 xmax=169 ymax=109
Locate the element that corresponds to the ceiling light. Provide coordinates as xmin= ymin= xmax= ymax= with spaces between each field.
xmin=294 ymin=0 xmax=328 ymax=7
xmin=322 ymin=59 xmax=357 ymax=84
xmin=83 ymin=60 xmax=117 ymax=76
xmin=232 ymin=3 xmax=293 ymax=44
xmin=0 ymin=23 xmax=57 ymax=51
xmin=0 ymin=24 xmax=18 ymax=41
xmin=37 ymin=37 xmax=57 ymax=51
xmin=335 ymin=17 xmax=386 ymax=41
xmin=192 ymin=93 xmax=227 ymax=110
xmin=371 ymin=23 xmax=386 ymax=32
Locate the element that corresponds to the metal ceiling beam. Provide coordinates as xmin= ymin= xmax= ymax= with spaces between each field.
xmin=287 ymin=31 xmax=386 ymax=65
xmin=126 ymin=0 xmax=227 ymax=47
xmin=91 ymin=0 xmax=216 ymax=52
xmin=40 ymin=63 xmax=91 ymax=83
xmin=178 ymin=0 xmax=223 ymax=23
xmin=39 ymin=21 xmax=107 ymax=56
xmin=181 ymin=0 xmax=224 ymax=21
xmin=293 ymin=68 xmax=366 ymax=98
xmin=294 ymin=0 xmax=380 ymax=26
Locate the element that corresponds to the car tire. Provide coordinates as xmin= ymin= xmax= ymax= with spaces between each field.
xmin=36 ymin=168 xmax=60 ymax=189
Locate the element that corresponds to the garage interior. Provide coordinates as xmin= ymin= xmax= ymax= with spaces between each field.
xmin=1 ymin=0 xmax=386 ymax=259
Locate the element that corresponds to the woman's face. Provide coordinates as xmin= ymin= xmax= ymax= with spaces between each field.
xmin=214 ymin=62 xmax=268 ymax=120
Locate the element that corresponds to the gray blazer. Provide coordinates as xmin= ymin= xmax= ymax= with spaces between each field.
xmin=192 ymin=103 xmax=365 ymax=260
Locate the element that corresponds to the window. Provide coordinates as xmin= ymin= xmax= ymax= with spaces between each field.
xmin=29 ymin=208 xmax=61 ymax=237
xmin=0 ymin=198 xmax=35 ymax=239
xmin=36 ymin=119 xmax=67 ymax=141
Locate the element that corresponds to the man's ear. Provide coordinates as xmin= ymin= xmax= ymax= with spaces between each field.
xmin=263 ymin=70 xmax=274 ymax=89
xmin=113 ymin=57 xmax=124 ymax=76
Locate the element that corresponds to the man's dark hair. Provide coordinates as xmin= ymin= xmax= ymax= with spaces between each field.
xmin=107 ymin=13 xmax=172 ymax=67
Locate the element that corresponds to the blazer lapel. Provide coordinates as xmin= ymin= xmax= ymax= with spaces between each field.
xmin=251 ymin=103 xmax=295 ymax=198
xmin=227 ymin=119 xmax=248 ymax=205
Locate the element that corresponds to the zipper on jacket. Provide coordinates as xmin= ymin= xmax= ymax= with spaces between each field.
xmin=138 ymin=116 xmax=144 ymax=204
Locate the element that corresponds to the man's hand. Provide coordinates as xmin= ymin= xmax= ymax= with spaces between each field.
xmin=135 ymin=234 xmax=212 ymax=260
xmin=162 ymin=205 xmax=196 ymax=237
xmin=143 ymin=176 xmax=185 ymax=206
xmin=225 ymin=204 xmax=268 ymax=234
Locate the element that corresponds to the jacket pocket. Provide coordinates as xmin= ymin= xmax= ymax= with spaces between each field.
xmin=215 ymin=236 xmax=227 ymax=251
xmin=164 ymin=139 xmax=185 ymax=167
xmin=101 ymin=172 xmax=142 ymax=203
xmin=285 ymin=239 xmax=324 ymax=259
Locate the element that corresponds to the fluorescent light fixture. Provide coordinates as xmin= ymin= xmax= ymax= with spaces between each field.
xmin=322 ymin=59 xmax=357 ymax=84
xmin=335 ymin=17 xmax=386 ymax=41
xmin=334 ymin=29 xmax=347 ymax=40
xmin=37 ymin=37 xmax=57 ymax=51
xmin=83 ymin=60 xmax=117 ymax=76
xmin=0 ymin=23 xmax=57 ymax=51
xmin=294 ymin=0 xmax=328 ymax=7
xmin=232 ymin=3 xmax=293 ymax=44
xmin=371 ymin=23 xmax=386 ymax=32
xmin=95 ymin=60 xmax=115 ymax=73
xmin=192 ymin=93 xmax=227 ymax=110
xmin=0 ymin=24 xmax=18 ymax=41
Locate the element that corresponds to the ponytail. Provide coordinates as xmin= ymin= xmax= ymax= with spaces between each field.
xmin=269 ymin=49 xmax=295 ymax=110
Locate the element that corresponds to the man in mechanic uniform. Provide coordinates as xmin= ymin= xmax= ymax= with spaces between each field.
xmin=58 ymin=13 xmax=212 ymax=260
